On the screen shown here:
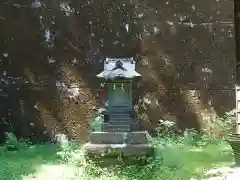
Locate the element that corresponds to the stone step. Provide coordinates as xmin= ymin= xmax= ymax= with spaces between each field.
xmin=111 ymin=113 xmax=131 ymax=117
xmin=108 ymin=121 xmax=134 ymax=124
xmin=102 ymin=122 xmax=139 ymax=131
xmin=110 ymin=117 xmax=132 ymax=122
xmin=110 ymin=114 xmax=131 ymax=117
xmin=110 ymin=108 xmax=131 ymax=113
xmin=103 ymin=124 xmax=131 ymax=132
xmin=110 ymin=115 xmax=131 ymax=117
xmin=104 ymin=128 xmax=131 ymax=132
xmin=110 ymin=118 xmax=131 ymax=122
xmin=110 ymin=114 xmax=131 ymax=119
xmin=89 ymin=132 xmax=150 ymax=144
xmin=106 ymin=129 xmax=130 ymax=132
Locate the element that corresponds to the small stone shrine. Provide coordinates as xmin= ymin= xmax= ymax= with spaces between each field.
xmin=228 ymin=85 xmax=240 ymax=165
xmin=84 ymin=57 xmax=154 ymax=157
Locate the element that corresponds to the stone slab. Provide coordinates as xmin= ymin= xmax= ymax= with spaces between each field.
xmin=89 ymin=131 xmax=151 ymax=144
xmin=102 ymin=122 xmax=139 ymax=131
xmin=84 ymin=143 xmax=154 ymax=156
xmin=102 ymin=124 xmax=131 ymax=132
xmin=90 ymin=132 xmax=125 ymax=144
xmin=103 ymin=128 xmax=131 ymax=132
xmin=125 ymin=132 xmax=148 ymax=144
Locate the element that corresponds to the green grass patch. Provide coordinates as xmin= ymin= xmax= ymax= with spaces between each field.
xmin=0 ymin=133 xmax=235 ymax=180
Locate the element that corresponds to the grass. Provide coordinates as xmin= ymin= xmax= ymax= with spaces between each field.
xmin=0 ymin=143 xmax=59 ymax=180
xmin=0 ymin=133 xmax=235 ymax=180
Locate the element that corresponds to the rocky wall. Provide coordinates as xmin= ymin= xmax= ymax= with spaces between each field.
xmin=131 ymin=0 xmax=236 ymax=133
xmin=0 ymin=0 xmax=236 ymax=142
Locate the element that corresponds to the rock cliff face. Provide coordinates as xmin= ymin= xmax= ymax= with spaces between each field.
xmin=0 ymin=0 xmax=236 ymax=142
xmin=134 ymin=0 xmax=236 ymax=134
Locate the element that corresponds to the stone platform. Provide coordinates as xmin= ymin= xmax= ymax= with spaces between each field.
xmin=84 ymin=131 xmax=154 ymax=157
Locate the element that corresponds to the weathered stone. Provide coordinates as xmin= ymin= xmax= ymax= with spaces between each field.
xmin=86 ymin=131 xmax=154 ymax=158
xmin=90 ymin=132 xmax=126 ymax=144
xmin=89 ymin=131 xmax=151 ymax=144
xmin=125 ymin=132 xmax=149 ymax=144
xmin=102 ymin=124 xmax=131 ymax=132
xmin=84 ymin=143 xmax=154 ymax=156
xmin=102 ymin=122 xmax=139 ymax=132
xmin=121 ymin=144 xmax=154 ymax=156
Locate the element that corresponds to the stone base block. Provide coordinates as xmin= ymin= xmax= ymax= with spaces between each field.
xmin=89 ymin=131 xmax=151 ymax=144
xmin=84 ymin=143 xmax=154 ymax=157
xmin=84 ymin=131 xmax=154 ymax=158
xmin=102 ymin=122 xmax=139 ymax=132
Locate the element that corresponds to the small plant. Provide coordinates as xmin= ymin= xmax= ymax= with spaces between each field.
xmin=91 ymin=115 xmax=104 ymax=132
xmin=217 ymin=110 xmax=235 ymax=137
xmin=182 ymin=129 xmax=202 ymax=147
xmin=55 ymin=134 xmax=87 ymax=165
xmin=156 ymin=119 xmax=176 ymax=138
xmin=56 ymin=133 xmax=71 ymax=161
xmin=4 ymin=132 xmax=28 ymax=151
xmin=203 ymin=109 xmax=236 ymax=139
xmin=90 ymin=107 xmax=105 ymax=132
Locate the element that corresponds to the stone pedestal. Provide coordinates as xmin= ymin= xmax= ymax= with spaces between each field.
xmin=84 ymin=131 xmax=154 ymax=157
xmin=228 ymin=134 xmax=240 ymax=165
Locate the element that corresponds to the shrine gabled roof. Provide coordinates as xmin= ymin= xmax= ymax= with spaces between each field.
xmin=96 ymin=57 xmax=141 ymax=79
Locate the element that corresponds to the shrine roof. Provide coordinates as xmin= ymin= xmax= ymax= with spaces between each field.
xmin=97 ymin=57 xmax=141 ymax=80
